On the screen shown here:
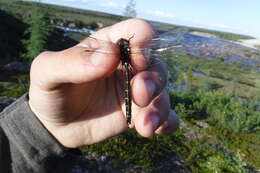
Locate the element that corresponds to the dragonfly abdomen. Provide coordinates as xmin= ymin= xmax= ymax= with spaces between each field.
xmin=124 ymin=62 xmax=132 ymax=126
xmin=116 ymin=38 xmax=132 ymax=126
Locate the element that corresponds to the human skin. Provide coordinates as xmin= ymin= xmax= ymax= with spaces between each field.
xmin=28 ymin=19 xmax=179 ymax=148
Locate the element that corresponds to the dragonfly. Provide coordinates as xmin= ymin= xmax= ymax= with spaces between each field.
xmin=80 ymin=28 xmax=186 ymax=127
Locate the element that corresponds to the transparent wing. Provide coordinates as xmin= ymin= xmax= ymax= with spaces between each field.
xmin=129 ymin=28 xmax=187 ymax=69
xmin=131 ymin=27 xmax=186 ymax=54
xmin=79 ymin=28 xmax=187 ymax=68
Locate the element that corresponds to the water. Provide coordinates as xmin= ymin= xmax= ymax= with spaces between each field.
xmin=55 ymin=26 xmax=95 ymax=36
xmin=192 ymin=71 xmax=206 ymax=76
xmin=160 ymin=31 xmax=260 ymax=71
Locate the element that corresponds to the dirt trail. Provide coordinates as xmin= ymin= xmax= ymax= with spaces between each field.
xmin=191 ymin=31 xmax=260 ymax=50
xmin=237 ymin=39 xmax=260 ymax=49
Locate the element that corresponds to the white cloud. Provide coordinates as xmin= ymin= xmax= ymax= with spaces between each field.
xmin=209 ymin=23 xmax=232 ymax=29
xmin=60 ymin=0 xmax=89 ymax=3
xmin=145 ymin=10 xmax=176 ymax=19
xmin=182 ymin=17 xmax=234 ymax=30
xmin=99 ymin=1 xmax=125 ymax=9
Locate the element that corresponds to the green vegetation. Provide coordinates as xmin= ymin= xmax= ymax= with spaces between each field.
xmin=81 ymin=89 xmax=259 ymax=171
xmin=22 ymin=3 xmax=54 ymax=62
xmin=255 ymin=44 xmax=260 ymax=50
xmin=0 ymin=0 xmax=123 ymax=28
xmin=81 ymin=52 xmax=260 ymax=172
xmin=0 ymin=75 xmax=29 ymax=98
xmin=165 ymin=53 xmax=260 ymax=98
xmin=124 ymin=0 xmax=137 ymax=18
xmin=0 ymin=9 xmax=26 ymax=65
xmin=82 ymin=129 xmax=187 ymax=169
xmin=171 ymin=91 xmax=260 ymax=133
xmin=243 ymin=49 xmax=260 ymax=59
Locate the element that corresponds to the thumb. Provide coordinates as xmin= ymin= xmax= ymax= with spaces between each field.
xmin=30 ymin=38 xmax=120 ymax=90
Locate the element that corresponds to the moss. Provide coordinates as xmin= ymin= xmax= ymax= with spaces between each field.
xmin=81 ymin=129 xmax=188 ymax=168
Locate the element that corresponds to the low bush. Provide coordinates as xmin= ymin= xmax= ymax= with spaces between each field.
xmin=170 ymin=90 xmax=260 ymax=133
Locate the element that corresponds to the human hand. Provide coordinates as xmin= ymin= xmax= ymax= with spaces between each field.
xmin=28 ymin=19 xmax=179 ymax=148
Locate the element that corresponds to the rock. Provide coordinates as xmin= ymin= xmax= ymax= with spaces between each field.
xmin=0 ymin=95 xmax=16 ymax=112
xmin=3 ymin=61 xmax=30 ymax=73
xmin=57 ymin=21 xmax=65 ymax=27
xmin=196 ymin=121 xmax=209 ymax=128
xmin=96 ymin=22 xmax=103 ymax=28
xmin=68 ymin=23 xmax=76 ymax=28
xmin=71 ymin=165 xmax=89 ymax=173
xmin=100 ymin=155 xmax=108 ymax=162
xmin=180 ymin=121 xmax=206 ymax=139
xmin=254 ymin=104 xmax=260 ymax=111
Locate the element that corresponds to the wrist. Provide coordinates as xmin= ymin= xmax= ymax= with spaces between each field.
xmin=28 ymin=98 xmax=80 ymax=148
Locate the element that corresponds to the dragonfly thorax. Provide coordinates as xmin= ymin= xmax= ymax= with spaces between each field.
xmin=116 ymin=38 xmax=131 ymax=64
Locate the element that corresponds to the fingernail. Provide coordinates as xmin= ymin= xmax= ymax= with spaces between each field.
xmin=151 ymin=114 xmax=160 ymax=130
xmin=145 ymin=80 xmax=156 ymax=99
xmin=162 ymin=121 xmax=169 ymax=129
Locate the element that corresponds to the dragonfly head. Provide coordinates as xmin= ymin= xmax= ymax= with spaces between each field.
xmin=116 ymin=38 xmax=132 ymax=63
xmin=116 ymin=38 xmax=130 ymax=50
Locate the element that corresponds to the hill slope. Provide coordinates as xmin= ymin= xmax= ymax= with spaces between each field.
xmin=0 ymin=0 xmax=255 ymax=41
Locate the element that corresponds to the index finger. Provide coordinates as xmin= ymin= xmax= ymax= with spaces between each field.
xmin=87 ymin=19 xmax=155 ymax=71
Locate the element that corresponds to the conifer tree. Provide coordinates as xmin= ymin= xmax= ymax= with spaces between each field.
xmin=23 ymin=3 xmax=53 ymax=62
xmin=124 ymin=0 xmax=137 ymax=18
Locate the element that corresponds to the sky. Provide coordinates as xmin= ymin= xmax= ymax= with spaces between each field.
xmin=33 ymin=0 xmax=260 ymax=38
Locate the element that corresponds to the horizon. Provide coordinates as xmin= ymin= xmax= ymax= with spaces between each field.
xmin=28 ymin=0 xmax=260 ymax=39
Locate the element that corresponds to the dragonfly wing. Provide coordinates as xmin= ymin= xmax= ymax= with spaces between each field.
xmin=130 ymin=28 xmax=186 ymax=53
xmin=129 ymin=28 xmax=187 ymax=68
xmin=77 ymin=28 xmax=187 ymax=69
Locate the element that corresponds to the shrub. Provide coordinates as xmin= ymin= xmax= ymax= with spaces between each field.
xmin=22 ymin=3 xmax=54 ymax=63
xmin=187 ymin=142 xmax=248 ymax=173
xmin=170 ymin=90 xmax=260 ymax=133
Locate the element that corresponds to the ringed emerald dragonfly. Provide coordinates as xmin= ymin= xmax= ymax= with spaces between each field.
xmin=78 ymin=29 xmax=186 ymax=126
